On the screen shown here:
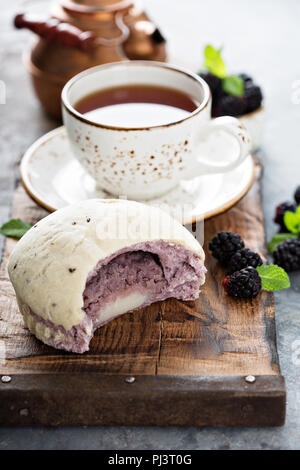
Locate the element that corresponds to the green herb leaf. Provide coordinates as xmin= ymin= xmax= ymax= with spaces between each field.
xmin=0 ymin=219 xmax=32 ymax=239
xmin=256 ymin=264 xmax=290 ymax=291
xmin=222 ymin=75 xmax=244 ymax=97
xmin=204 ymin=45 xmax=227 ymax=78
xmin=268 ymin=233 xmax=297 ymax=253
xmin=284 ymin=210 xmax=300 ymax=234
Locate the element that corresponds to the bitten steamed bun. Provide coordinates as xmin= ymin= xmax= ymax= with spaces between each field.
xmin=8 ymin=199 xmax=206 ymax=353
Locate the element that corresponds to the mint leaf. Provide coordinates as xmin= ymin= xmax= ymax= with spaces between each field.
xmin=222 ymin=75 xmax=244 ymax=97
xmin=0 ymin=219 xmax=32 ymax=239
xmin=268 ymin=233 xmax=297 ymax=253
xmin=284 ymin=210 xmax=300 ymax=234
xmin=256 ymin=264 xmax=290 ymax=291
xmin=204 ymin=45 xmax=227 ymax=78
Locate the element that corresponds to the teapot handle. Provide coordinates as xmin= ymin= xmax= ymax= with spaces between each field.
xmin=14 ymin=12 xmax=129 ymax=52
xmin=97 ymin=11 xmax=130 ymax=47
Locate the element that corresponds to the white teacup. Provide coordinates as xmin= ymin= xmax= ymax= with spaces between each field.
xmin=62 ymin=61 xmax=251 ymax=200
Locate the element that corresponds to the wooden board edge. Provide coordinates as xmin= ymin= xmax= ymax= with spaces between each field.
xmin=0 ymin=374 xmax=286 ymax=427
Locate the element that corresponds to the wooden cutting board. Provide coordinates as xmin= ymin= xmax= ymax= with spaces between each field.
xmin=0 ymin=164 xmax=286 ymax=426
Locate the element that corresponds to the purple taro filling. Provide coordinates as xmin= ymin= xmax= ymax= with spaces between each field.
xmin=26 ymin=241 xmax=206 ymax=353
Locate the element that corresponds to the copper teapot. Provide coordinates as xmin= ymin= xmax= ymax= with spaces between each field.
xmin=14 ymin=0 xmax=167 ymax=120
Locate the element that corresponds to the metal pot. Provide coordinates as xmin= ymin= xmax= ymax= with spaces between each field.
xmin=15 ymin=0 xmax=167 ymax=119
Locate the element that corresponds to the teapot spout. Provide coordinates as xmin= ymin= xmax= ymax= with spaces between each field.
xmin=14 ymin=13 xmax=96 ymax=52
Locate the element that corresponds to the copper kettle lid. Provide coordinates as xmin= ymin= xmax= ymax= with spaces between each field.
xmin=54 ymin=0 xmax=143 ymax=28
xmin=58 ymin=0 xmax=141 ymax=21
xmin=59 ymin=0 xmax=136 ymax=14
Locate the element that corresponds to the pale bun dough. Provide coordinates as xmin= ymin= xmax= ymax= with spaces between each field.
xmin=8 ymin=199 xmax=205 ymax=332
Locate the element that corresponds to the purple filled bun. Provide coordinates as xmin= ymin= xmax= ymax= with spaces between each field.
xmin=8 ymin=199 xmax=206 ymax=353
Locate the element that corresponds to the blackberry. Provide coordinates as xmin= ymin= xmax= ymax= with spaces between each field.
xmin=209 ymin=232 xmax=245 ymax=265
xmin=219 ymin=95 xmax=248 ymax=117
xmin=240 ymin=73 xmax=253 ymax=85
xmin=244 ymin=85 xmax=263 ymax=113
xmin=222 ymin=266 xmax=262 ymax=299
xmin=211 ymin=103 xmax=222 ymax=118
xmin=203 ymin=71 xmax=262 ymax=117
xmin=294 ymin=186 xmax=300 ymax=205
xmin=227 ymin=248 xmax=263 ymax=274
xmin=199 ymin=72 xmax=222 ymax=95
xmin=273 ymin=238 xmax=300 ymax=272
xmin=274 ymin=201 xmax=296 ymax=232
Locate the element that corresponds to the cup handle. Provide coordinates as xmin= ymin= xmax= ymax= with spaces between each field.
xmin=184 ymin=116 xmax=251 ymax=178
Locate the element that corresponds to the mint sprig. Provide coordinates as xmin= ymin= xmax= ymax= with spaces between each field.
xmin=268 ymin=233 xmax=297 ymax=253
xmin=222 ymin=74 xmax=244 ymax=97
xmin=0 ymin=219 xmax=32 ymax=239
xmin=204 ymin=45 xmax=227 ymax=78
xmin=202 ymin=45 xmax=245 ymax=97
xmin=284 ymin=206 xmax=300 ymax=234
xmin=256 ymin=264 xmax=290 ymax=291
xmin=268 ymin=204 xmax=300 ymax=252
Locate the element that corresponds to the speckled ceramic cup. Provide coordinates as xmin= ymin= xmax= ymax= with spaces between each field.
xmin=62 ymin=61 xmax=251 ymax=200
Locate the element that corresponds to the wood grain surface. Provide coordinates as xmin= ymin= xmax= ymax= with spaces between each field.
xmin=0 ymin=165 xmax=286 ymax=426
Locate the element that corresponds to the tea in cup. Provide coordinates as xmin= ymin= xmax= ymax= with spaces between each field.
xmin=62 ymin=61 xmax=251 ymax=200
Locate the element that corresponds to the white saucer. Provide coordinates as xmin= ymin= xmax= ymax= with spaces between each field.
xmin=20 ymin=126 xmax=255 ymax=224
